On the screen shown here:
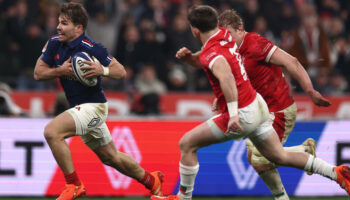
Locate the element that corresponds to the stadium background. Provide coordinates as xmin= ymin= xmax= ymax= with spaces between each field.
xmin=1 ymin=0 xmax=350 ymax=199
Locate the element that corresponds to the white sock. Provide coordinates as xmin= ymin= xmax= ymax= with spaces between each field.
xmin=177 ymin=162 xmax=199 ymax=200
xmin=304 ymin=155 xmax=337 ymax=180
xmin=259 ymin=169 xmax=289 ymax=200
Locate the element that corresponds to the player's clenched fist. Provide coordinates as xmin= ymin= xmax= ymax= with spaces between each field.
xmin=226 ymin=115 xmax=243 ymax=133
xmin=176 ymin=47 xmax=193 ymax=61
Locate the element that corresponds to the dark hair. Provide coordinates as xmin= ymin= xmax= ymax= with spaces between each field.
xmin=60 ymin=2 xmax=88 ymax=30
xmin=187 ymin=5 xmax=218 ymax=33
xmin=218 ymin=9 xmax=244 ymax=29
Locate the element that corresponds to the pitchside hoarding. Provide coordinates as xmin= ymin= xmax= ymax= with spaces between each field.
xmin=0 ymin=119 xmax=348 ymax=197
xmin=10 ymin=91 xmax=350 ymax=119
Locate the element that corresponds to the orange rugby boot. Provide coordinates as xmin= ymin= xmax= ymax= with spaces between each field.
xmin=151 ymin=194 xmax=179 ymax=200
xmin=334 ymin=165 xmax=350 ymax=195
xmin=56 ymin=183 xmax=86 ymax=200
xmin=150 ymin=171 xmax=165 ymax=196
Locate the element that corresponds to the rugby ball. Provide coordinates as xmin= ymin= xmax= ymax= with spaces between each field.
xmin=72 ymin=52 xmax=98 ymax=87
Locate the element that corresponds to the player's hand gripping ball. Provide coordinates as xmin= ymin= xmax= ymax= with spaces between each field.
xmin=72 ymin=52 xmax=98 ymax=86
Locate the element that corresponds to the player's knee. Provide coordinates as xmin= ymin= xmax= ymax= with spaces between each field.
xmin=178 ymin=137 xmax=188 ymax=151
xmin=44 ymin=125 xmax=58 ymax=142
xmin=179 ymin=136 xmax=195 ymax=154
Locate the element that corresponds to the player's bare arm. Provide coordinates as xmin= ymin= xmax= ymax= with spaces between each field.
xmin=81 ymin=58 xmax=126 ymax=80
xmin=176 ymin=47 xmax=202 ymax=68
xmin=269 ymin=48 xmax=331 ymax=107
xmin=211 ymin=57 xmax=243 ymax=132
xmin=34 ymin=56 xmax=73 ymax=81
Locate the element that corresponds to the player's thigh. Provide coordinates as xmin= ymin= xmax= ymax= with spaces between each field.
xmin=82 ymin=122 xmax=112 ymax=150
xmin=280 ymin=103 xmax=297 ymax=143
xmin=45 ymin=111 xmax=76 ymax=138
xmin=180 ymin=121 xmax=221 ymax=151
xmin=68 ymin=103 xmax=108 ymax=136
xmin=246 ymin=93 xmax=274 ymax=143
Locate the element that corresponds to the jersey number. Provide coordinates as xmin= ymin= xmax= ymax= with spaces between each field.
xmin=228 ymin=44 xmax=248 ymax=81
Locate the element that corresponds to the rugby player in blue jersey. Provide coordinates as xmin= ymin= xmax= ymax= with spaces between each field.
xmin=34 ymin=2 xmax=163 ymax=200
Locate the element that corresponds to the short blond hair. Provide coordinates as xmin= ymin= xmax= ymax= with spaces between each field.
xmin=218 ymin=9 xmax=244 ymax=29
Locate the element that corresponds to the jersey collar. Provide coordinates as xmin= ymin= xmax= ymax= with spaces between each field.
xmin=67 ymin=33 xmax=85 ymax=48
xmin=238 ymin=31 xmax=247 ymax=51
xmin=202 ymin=28 xmax=221 ymax=51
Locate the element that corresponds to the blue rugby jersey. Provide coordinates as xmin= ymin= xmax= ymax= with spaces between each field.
xmin=41 ymin=33 xmax=113 ymax=107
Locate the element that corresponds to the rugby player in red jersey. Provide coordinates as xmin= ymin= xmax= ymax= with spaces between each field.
xmin=175 ymin=9 xmax=331 ymax=200
xmin=152 ymin=5 xmax=349 ymax=200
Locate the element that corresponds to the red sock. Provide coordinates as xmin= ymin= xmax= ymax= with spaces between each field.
xmin=64 ymin=171 xmax=81 ymax=186
xmin=139 ymin=171 xmax=155 ymax=190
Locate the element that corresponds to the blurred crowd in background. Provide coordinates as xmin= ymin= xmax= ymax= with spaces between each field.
xmin=0 ymin=0 xmax=350 ymax=96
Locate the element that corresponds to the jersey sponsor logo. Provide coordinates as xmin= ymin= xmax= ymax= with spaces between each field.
xmin=227 ymin=139 xmax=259 ymax=189
xmin=105 ymin=126 xmax=142 ymax=189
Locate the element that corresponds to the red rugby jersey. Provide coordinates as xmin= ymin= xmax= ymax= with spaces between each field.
xmin=238 ymin=32 xmax=294 ymax=112
xmin=199 ymin=27 xmax=256 ymax=113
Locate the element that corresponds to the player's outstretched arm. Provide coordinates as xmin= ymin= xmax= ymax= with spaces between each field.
xmin=269 ymin=48 xmax=331 ymax=107
xmin=176 ymin=47 xmax=202 ymax=68
xmin=211 ymin=57 xmax=243 ymax=132
xmin=34 ymin=57 xmax=73 ymax=81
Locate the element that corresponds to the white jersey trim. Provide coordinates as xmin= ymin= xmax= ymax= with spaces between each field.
xmin=265 ymin=45 xmax=277 ymax=63
xmin=202 ymin=29 xmax=221 ymax=51
xmin=209 ymin=55 xmax=225 ymax=71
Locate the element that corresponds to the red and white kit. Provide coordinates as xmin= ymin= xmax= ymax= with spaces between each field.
xmin=239 ymin=32 xmax=296 ymax=142
xmin=200 ymin=28 xmax=273 ymax=143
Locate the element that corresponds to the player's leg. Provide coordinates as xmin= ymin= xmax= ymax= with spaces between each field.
xmin=44 ymin=110 xmax=85 ymax=200
xmin=273 ymin=103 xmax=316 ymax=161
xmin=253 ymin=131 xmax=337 ymax=179
xmin=44 ymin=111 xmax=76 ymax=173
xmin=246 ymin=142 xmax=288 ymax=200
xmin=77 ymin=101 xmax=164 ymax=197
xmin=92 ymin=139 xmax=164 ymax=196
xmin=173 ymin=109 xmax=260 ymax=200
xmin=176 ymin=121 xmax=224 ymax=200
xmin=252 ymin=130 xmax=350 ymax=195
xmin=52 ymin=102 xmax=110 ymax=200
xmin=249 ymin=96 xmax=338 ymax=183
xmin=246 ymin=103 xmax=301 ymax=200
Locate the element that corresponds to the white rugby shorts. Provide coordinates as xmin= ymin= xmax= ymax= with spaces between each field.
xmin=67 ymin=102 xmax=112 ymax=149
xmin=207 ymin=93 xmax=274 ymax=143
